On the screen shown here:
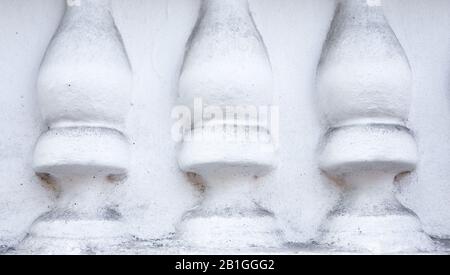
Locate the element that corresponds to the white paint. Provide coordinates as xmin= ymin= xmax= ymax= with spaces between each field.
xmin=318 ymin=128 xmax=434 ymax=252
xmin=317 ymin=0 xmax=412 ymax=128
xmin=178 ymin=0 xmax=273 ymax=111
xmin=0 ymin=0 xmax=449 ymax=254
xmin=319 ymin=126 xmax=418 ymax=175
xmin=176 ymin=0 xmax=281 ymax=249
xmin=33 ymin=127 xmax=130 ymax=177
xmin=316 ymin=0 xmax=434 ymax=252
xmin=22 ymin=0 xmax=134 ymax=252
xmin=20 ymin=177 xmax=131 ymax=254
xmin=177 ymin=171 xmax=282 ymax=250
xmin=34 ymin=0 xmax=132 ymax=176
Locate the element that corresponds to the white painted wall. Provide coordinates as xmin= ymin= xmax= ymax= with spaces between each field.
xmin=0 ymin=0 xmax=449 ymax=250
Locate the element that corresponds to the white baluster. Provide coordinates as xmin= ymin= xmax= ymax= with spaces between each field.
xmin=176 ymin=0 xmax=281 ymax=250
xmin=316 ymin=0 xmax=434 ymax=252
xmin=23 ymin=0 xmax=132 ymax=253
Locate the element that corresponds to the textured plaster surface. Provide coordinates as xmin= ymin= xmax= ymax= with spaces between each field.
xmin=0 ymin=0 xmax=449 ymax=253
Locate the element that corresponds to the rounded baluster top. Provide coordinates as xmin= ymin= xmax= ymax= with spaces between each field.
xmin=316 ymin=0 xmax=412 ymax=127
xmin=178 ymin=0 xmax=273 ymax=109
xmin=37 ymin=0 xmax=132 ymax=130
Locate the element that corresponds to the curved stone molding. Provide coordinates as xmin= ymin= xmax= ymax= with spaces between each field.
xmin=23 ymin=0 xmax=132 ymax=253
xmin=176 ymin=0 xmax=281 ymax=250
xmin=316 ymin=0 xmax=434 ymax=253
